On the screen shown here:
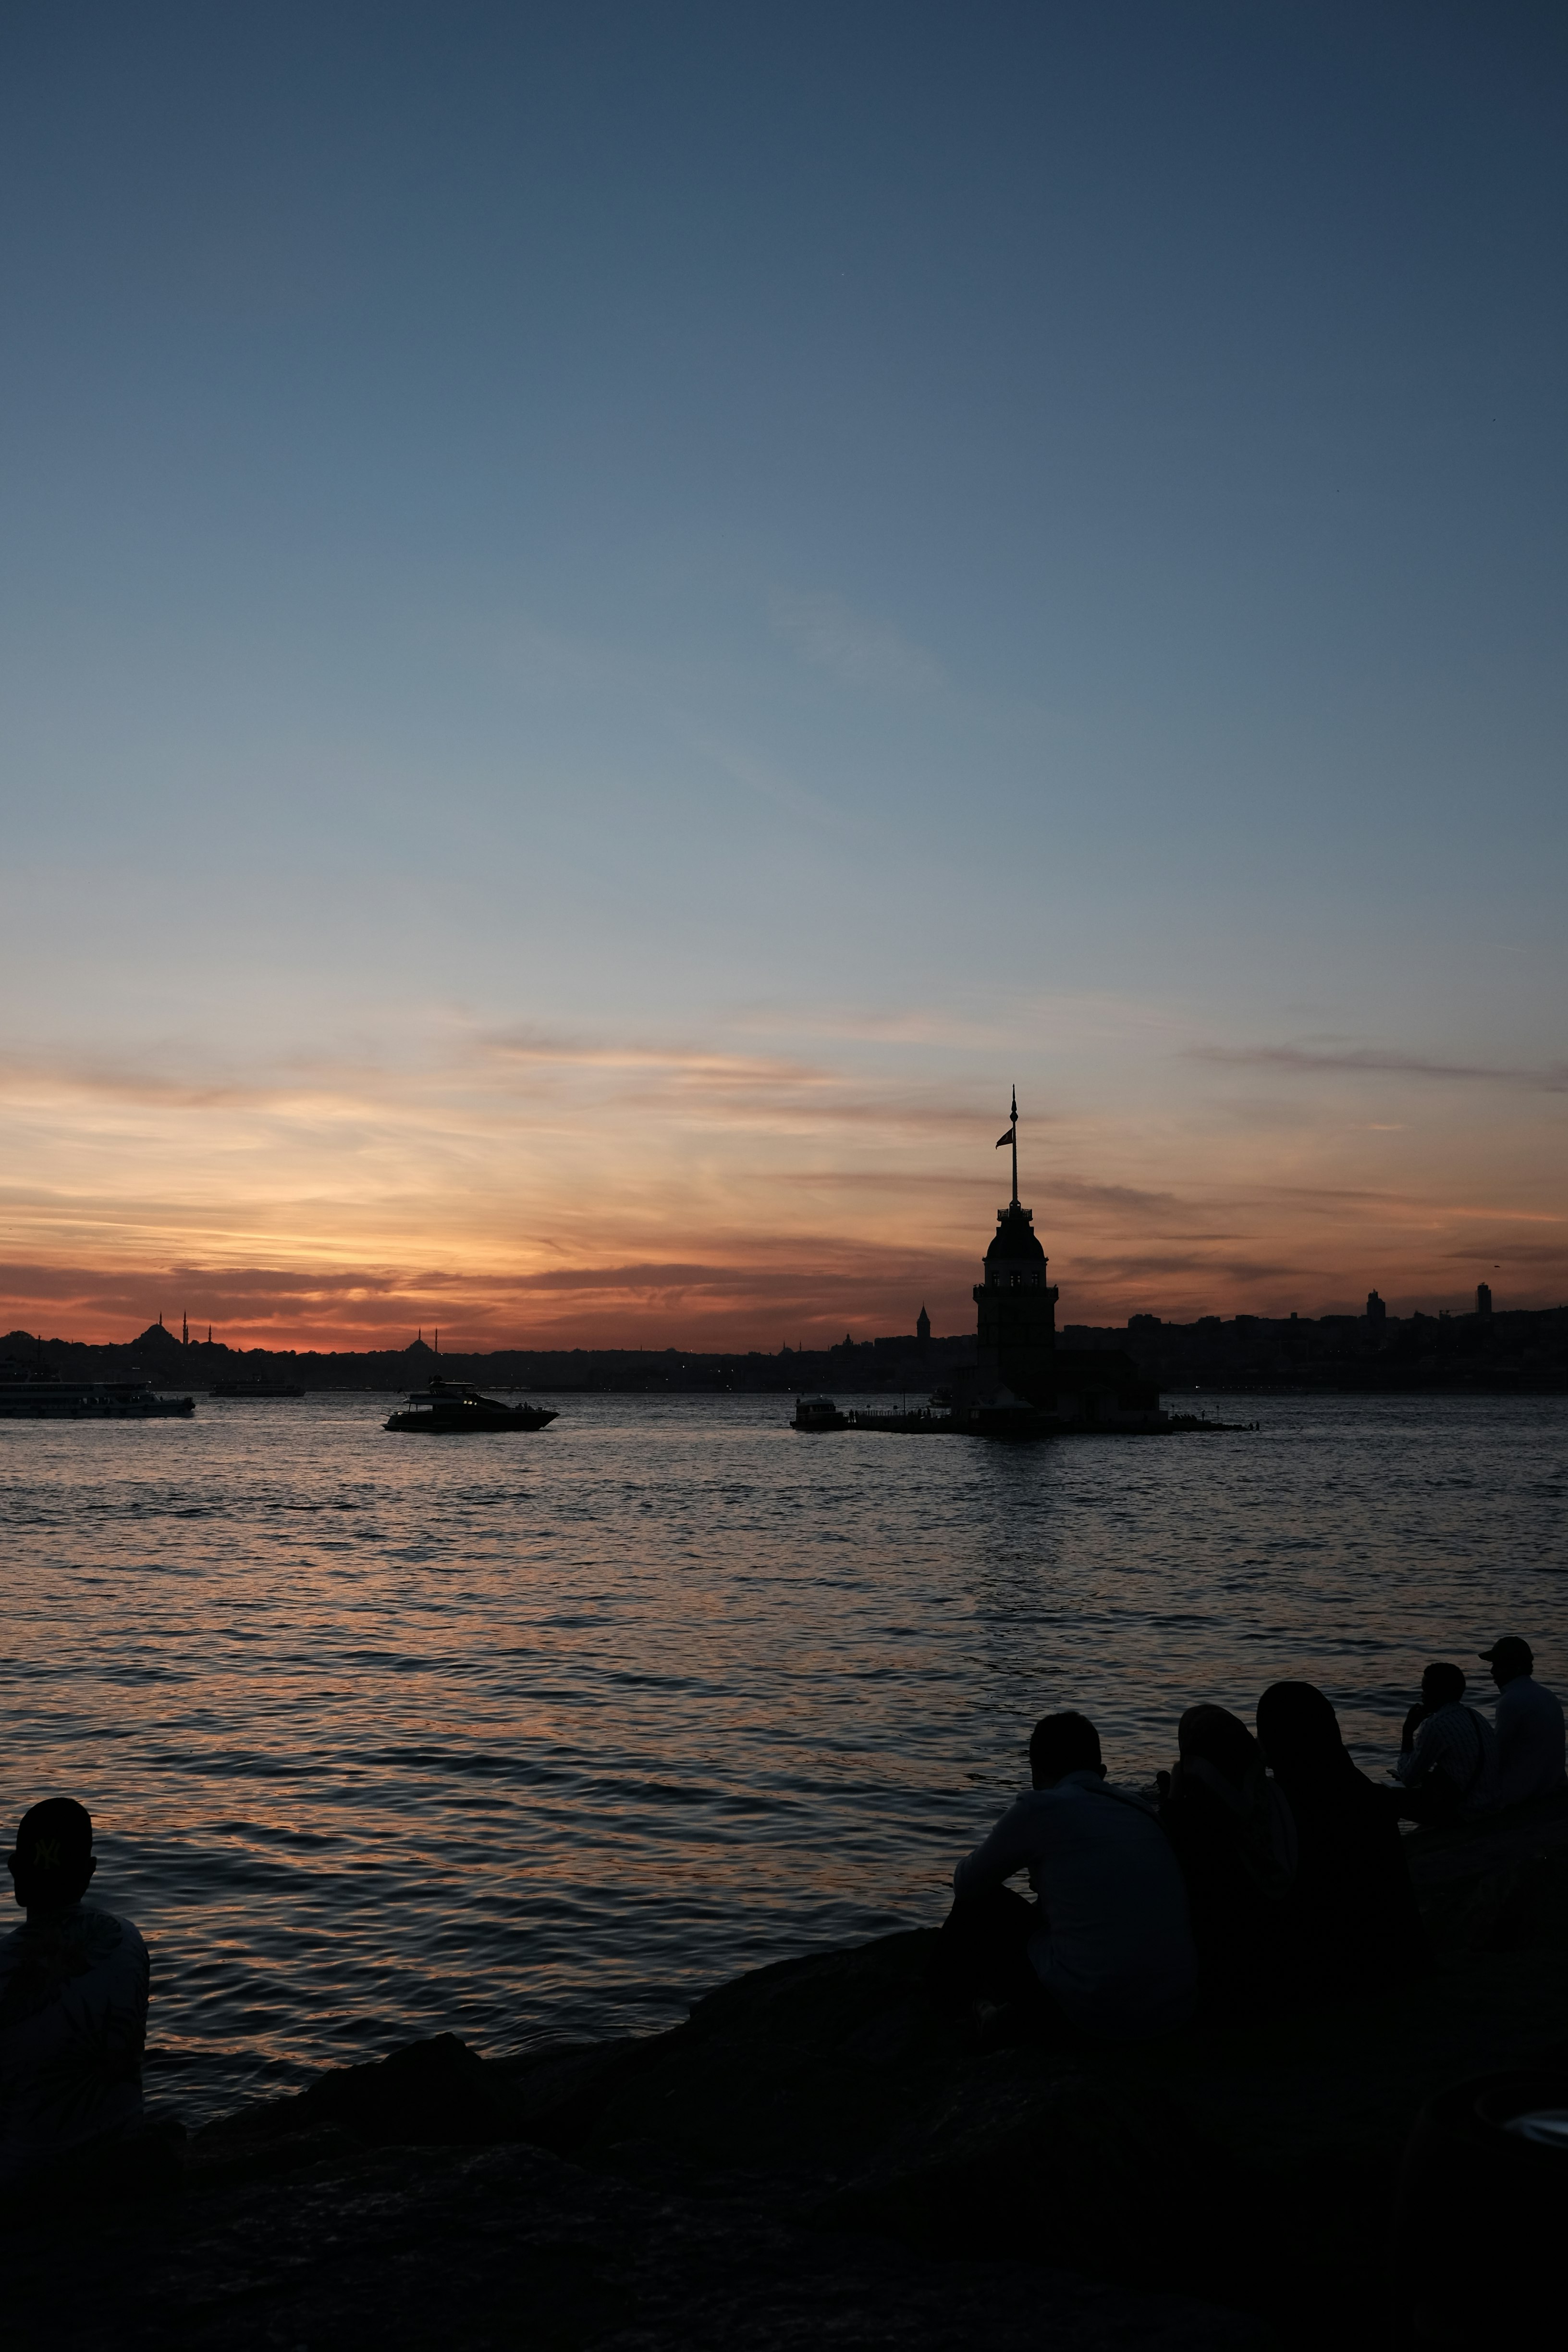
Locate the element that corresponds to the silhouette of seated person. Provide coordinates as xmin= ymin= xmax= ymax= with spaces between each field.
xmin=1393 ymin=1662 xmax=1499 ymax=1825
xmin=0 ymin=1799 xmax=150 ymax=2190
xmin=941 ymin=1709 xmax=1197 ymax=2037
xmin=1255 ymin=1682 xmax=1423 ymax=1988
xmin=1156 ymin=1704 xmax=1297 ymax=2010
xmin=1479 ymin=1637 xmax=1566 ymax=1808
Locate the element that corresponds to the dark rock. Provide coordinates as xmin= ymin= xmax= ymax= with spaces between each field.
xmin=193 ymin=2031 xmax=523 ymax=2171
xmin=812 ymin=2058 xmax=1199 ymax=2274
xmin=494 ymin=1832 xmax=1568 ymax=2347
xmin=1390 ymin=2064 xmax=1568 ymax=2338
xmin=1449 ymin=1854 xmax=1568 ymax=1951
xmin=12 ymin=1799 xmax=1566 ymax=2350
xmin=9 ymin=2132 xmax=1273 ymax=2350
xmin=296 ymin=2029 xmax=523 ymax=2145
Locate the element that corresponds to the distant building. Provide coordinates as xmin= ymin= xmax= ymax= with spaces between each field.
xmin=131 ymin=1319 xmax=184 ymax=1357
xmin=1366 ymin=1291 xmax=1387 ymax=1325
xmin=916 ymin=1304 xmax=931 ymax=1352
xmin=1476 ymin=1283 xmax=1493 ymax=1317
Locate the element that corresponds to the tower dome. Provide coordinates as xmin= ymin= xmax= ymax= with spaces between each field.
xmin=983 ymin=1200 xmax=1047 ymax=1286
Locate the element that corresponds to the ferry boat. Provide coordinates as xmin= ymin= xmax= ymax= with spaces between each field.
xmin=384 ymin=1377 xmax=558 ymax=1434
xmin=0 ymin=1367 xmax=194 ymax=1420
xmin=790 ymin=1395 xmax=848 ymax=1432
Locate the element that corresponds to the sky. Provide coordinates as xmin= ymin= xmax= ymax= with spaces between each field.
xmin=1 ymin=1 xmax=1565 ymax=1350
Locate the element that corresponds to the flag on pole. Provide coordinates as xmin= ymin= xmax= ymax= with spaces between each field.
xmin=995 ymin=1131 xmax=1012 ymax=1148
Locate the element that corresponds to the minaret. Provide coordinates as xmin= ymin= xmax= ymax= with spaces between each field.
xmin=182 ymin=1313 xmax=188 ymax=1348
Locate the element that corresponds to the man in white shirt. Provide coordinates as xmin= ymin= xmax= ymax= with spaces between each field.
xmin=1393 ymin=1663 xmax=1498 ymax=1824
xmin=944 ymin=1710 xmax=1198 ymax=2038
xmin=0 ymin=1799 xmax=150 ymax=2187
xmin=1480 ymin=1638 xmax=1567 ymax=1807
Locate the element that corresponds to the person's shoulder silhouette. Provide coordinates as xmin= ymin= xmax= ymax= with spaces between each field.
xmin=0 ymin=1799 xmax=150 ymax=2186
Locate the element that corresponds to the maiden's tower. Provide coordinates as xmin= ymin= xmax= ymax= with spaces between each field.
xmin=951 ymin=1092 xmax=1162 ymax=1431
xmin=972 ymin=1087 xmax=1059 ymax=1408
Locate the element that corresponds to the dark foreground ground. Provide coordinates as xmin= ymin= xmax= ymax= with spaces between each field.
xmin=10 ymin=1794 xmax=1567 ymax=2352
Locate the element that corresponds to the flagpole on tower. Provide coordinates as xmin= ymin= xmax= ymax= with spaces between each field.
xmin=995 ymin=1087 xmax=1019 ymax=1207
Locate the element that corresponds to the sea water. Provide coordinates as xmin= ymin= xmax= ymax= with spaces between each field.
xmin=1 ymin=1390 xmax=1563 ymax=2123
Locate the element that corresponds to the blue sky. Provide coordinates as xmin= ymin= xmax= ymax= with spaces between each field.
xmin=2 ymin=2 xmax=1564 ymax=1345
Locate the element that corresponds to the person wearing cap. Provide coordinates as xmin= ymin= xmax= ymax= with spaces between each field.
xmin=0 ymin=1799 xmax=150 ymax=2186
xmin=1481 ymin=1638 xmax=1566 ymax=1808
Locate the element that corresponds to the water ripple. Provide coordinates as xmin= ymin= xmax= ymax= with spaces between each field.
xmin=1 ymin=1389 xmax=1563 ymax=2122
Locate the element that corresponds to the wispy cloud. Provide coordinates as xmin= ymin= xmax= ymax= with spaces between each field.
xmin=477 ymin=1027 xmax=829 ymax=1087
xmin=730 ymin=1003 xmax=1003 ymax=1049
xmin=5 ymin=1010 xmax=1567 ymax=1345
xmin=0 ymin=1052 xmax=286 ymax=1113
xmin=1437 ymin=1237 xmax=1568 ymax=1266
xmin=769 ymin=589 xmax=944 ymax=693
xmin=1193 ymin=1041 xmax=1568 ymax=1091
xmin=0 ymin=1238 xmax=979 ymax=1352
xmin=1043 ymin=1176 xmax=1188 ymax=1217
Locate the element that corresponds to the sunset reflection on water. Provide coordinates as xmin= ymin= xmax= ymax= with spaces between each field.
xmin=2 ymin=1390 xmax=1563 ymax=2122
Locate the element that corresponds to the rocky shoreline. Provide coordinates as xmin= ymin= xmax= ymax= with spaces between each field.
xmin=12 ymin=1794 xmax=1568 ymax=2351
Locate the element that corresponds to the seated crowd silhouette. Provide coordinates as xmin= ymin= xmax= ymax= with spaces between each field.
xmin=1 ymin=1638 xmax=1563 ymax=2187
xmin=940 ymin=1632 xmax=1563 ymax=2035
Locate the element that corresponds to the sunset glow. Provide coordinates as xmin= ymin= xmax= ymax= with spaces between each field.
xmin=2 ymin=7 xmax=1563 ymax=1348
xmin=3 ymin=998 xmax=1562 ymax=1347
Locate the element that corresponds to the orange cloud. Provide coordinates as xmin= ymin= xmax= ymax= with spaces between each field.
xmin=1 ymin=1009 xmax=1564 ymax=1347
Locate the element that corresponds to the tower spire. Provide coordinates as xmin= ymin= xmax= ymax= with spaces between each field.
xmin=995 ymin=1087 xmax=1019 ymax=1207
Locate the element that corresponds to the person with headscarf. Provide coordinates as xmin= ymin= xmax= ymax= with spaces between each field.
xmin=1254 ymin=1681 xmax=1424 ymax=1990
xmin=1157 ymin=1704 xmax=1298 ymax=2010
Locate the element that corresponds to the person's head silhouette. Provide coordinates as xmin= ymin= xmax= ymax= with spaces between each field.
xmin=1029 ymin=1711 xmax=1105 ymax=1789
xmin=7 ymin=1799 xmax=97 ymax=1917
xmin=1421 ymin=1662 xmax=1466 ymax=1711
xmin=1479 ymin=1636 xmax=1532 ymax=1690
xmin=1255 ymin=1681 xmax=1346 ymax=1778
